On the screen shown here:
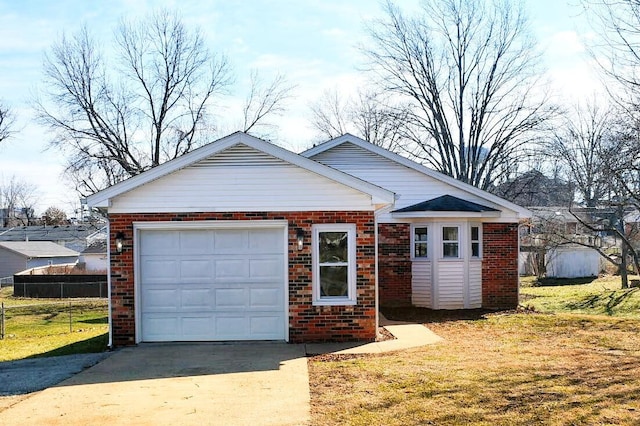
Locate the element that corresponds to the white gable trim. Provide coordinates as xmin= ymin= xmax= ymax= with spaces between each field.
xmin=302 ymin=134 xmax=531 ymax=218
xmin=86 ymin=132 xmax=394 ymax=208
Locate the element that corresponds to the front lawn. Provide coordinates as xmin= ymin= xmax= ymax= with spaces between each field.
xmin=309 ymin=310 xmax=640 ymax=425
xmin=0 ymin=286 xmax=109 ymax=361
xmin=520 ymin=275 xmax=640 ymax=318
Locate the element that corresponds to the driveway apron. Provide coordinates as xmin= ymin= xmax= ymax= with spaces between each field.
xmin=0 ymin=342 xmax=310 ymax=426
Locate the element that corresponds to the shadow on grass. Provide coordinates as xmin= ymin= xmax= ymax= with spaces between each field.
xmin=26 ymin=333 xmax=109 ymax=359
xmin=567 ymin=288 xmax=639 ymax=315
xmin=78 ymin=317 xmax=108 ymax=325
xmin=381 ymin=306 xmax=491 ymax=323
xmin=533 ymin=277 xmax=598 ymax=287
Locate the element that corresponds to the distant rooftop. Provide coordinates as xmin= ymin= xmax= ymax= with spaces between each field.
xmin=0 ymin=225 xmax=106 ymax=242
xmin=0 ymin=241 xmax=79 ymax=258
xmin=81 ymin=239 xmax=108 ymax=255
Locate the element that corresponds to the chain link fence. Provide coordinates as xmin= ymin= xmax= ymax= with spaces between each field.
xmin=0 ymin=295 xmax=108 ymax=340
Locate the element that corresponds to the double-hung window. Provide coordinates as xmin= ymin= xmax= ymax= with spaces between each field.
xmin=312 ymin=224 xmax=357 ymax=305
xmin=442 ymin=226 xmax=459 ymax=258
xmin=470 ymin=225 xmax=481 ymax=258
xmin=413 ymin=226 xmax=428 ymax=258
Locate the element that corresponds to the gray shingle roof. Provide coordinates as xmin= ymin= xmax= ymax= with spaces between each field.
xmin=81 ymin=239 xmax=107 ymax=255
xmin=0 ymin=225 xmax=105 ymax=242
xmin=0 ymin=241 xmax=79 ymax=258
xmin=392 ymin=195 xmax=499 ymax=213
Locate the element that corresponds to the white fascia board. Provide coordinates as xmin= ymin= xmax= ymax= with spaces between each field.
xmin=86 ymin=132 xmax=395 ymax=208
xmin=302 ymin=133 xmax=531 ymax=219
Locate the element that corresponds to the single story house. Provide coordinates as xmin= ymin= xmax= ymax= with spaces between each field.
xmin=79 ymin=240 xmax=108 ymax=272
xmin=0 ymin=241 xmax=79 ymax=278
xmin=86 ymin=132 xmax=529 ymax=347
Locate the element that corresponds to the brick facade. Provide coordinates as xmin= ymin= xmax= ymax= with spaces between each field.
xmin=108 ymin=211 xmax=376 ymax=347
xmin=482 ymin=222 xmax=519 ymax=309
xmin=377 ymin=223 xmax=412 ymax=306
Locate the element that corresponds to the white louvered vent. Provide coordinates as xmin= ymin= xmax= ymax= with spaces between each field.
xmin=311 ymin=142 xmax=394 ymax=168
xmin=190 ymin=143 xmax=291 ymax=168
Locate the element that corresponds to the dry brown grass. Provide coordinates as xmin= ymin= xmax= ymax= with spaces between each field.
xmin=309 ymin=309 xmax=640 ymax=425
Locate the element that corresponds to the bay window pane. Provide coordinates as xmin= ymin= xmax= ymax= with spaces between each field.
xmin=415 ymin=227 xmax=428 ymax=241
xmin=443 ymin=226 xmax=458 ymax=241
xmin=472 ymin=242 xmax=480 ymax=257
xmin=320 ymin=266 xmax=348 ymax=297
xmin=415 ymin=243 xmax=427 ymax=257
xmin=443 ymin=242 xmax=459 ymax=258
xmin=471 ymin=226 xmax=479 ymax=240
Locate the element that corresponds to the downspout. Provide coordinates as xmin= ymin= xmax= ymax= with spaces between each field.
xmin=106 ymin=219 xmax=113 ymax=349
xmin=374 ymin=211 xmax=380 ymax=336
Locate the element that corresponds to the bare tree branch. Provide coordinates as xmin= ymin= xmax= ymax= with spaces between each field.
xmin=0 ymin=101 xmax=15 ymax=144
xmin=362 ymin=0 xmax=557 ymax=190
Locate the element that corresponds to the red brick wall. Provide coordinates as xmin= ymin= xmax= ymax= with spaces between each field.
xmin=109 ymin=211 xmax=376 ymax=346
xmin=482 ymin=223 xmax=519 ymax=309
xmin=377 ymin=223 xmax=412 ymax=306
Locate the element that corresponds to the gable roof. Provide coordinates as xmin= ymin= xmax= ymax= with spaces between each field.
xmin=86 ymin=132 xmax=395 ymax=208
xmin=393 ymin=195 xmax=500 ymax=213
xmin=302 ymin=134 xmax=531 ymax=218
xmin=0 ymin=241 xmax=79 ymax=258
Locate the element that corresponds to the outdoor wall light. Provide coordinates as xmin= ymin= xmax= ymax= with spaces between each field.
xmin=115 ymin=232 xmax=125 ymax=254
xmin=296 ymin=228 xmax=304 ymax=251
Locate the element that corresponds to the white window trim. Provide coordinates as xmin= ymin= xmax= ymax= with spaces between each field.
xmin=470 ymin=223 xmax=482 ymax=259
xmin=312 ymin=223 xmax=357 ymax=306
xmin=411 ymin=224 xmax=430 ymax=261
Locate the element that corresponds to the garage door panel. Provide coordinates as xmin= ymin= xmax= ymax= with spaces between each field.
xmin=214 ymin=259 xmax=247 ymax=278
xmin=250 ymin=316 xmax=283 ymax=336
xmin=141 ymin=232 xmax=179 ymax=255
xmin=143 ymin=288 xmax=180 ymax=310
xmin=250 ymin=288 xmax=280 ymax=308
xmin=180 ymin=259 xmax=214 ymax=280
xmin=181 ymin=288 xmax=213 ymax=309
xmin=214 ymin=230 xmax=248 ymax=252
xmin=214 ymin=288 xmax=246 ymax=308
xmin=139 ymin=226 xmax=285 ymax=342
xmin=249 ymin=258 xmax=282 ymax=279
xmin=179 ymin=230 xmax=214 ymax=254
xmin=181 ymin=315 xmax=215 ymax=339
xmin=140 ymin=259 xmax=179 ymax=282
xmin=249 ymin=229 xmax=284 ymax=253
xmin=215 ymin=315 xmax=247 ymax=337
xmin=143 ymin=315 xmax=179 ymax=340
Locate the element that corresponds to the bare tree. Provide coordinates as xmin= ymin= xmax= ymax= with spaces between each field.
xmin=309 ymin=88 xmax=408 ymax=150
xmin=362 ymin=0 xmax=556 ymax=190
xmin=545 ymin=100 xmax=614 ymax=207
xmin=0 ymin=101 xmax=15 ymax=144
xmin=0 ymin=176 xmax=38 ymax=227
xmin=36 ymin=10 xmax=288 ymax=195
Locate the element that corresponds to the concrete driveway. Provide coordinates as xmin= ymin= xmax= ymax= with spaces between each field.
xmin=0 ymin=343 xmax=309 ymax=426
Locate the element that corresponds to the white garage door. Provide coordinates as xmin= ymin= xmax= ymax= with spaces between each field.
xmin=138 ymin=226 xmax=286 ymax=342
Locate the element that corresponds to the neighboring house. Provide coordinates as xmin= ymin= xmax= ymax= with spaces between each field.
xmin=79 ymin=240 xmax=108 ymax=272
xmin=520 ymin=207 xmax=604 ymax=278
xmin=86 ymin=132 xmax=529 ymax=347
xmin=0 ymin=241 xmax=79 ymax=278
xmin=0 ymin=224 xmax=106 ymax=253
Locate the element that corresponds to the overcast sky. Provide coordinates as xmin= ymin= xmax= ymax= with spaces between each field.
xmin=0 ymin=0 xmax=599 ymax=216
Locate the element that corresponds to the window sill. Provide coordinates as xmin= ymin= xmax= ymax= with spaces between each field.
xmin=313 ymin=299 xmax=357 ymax=306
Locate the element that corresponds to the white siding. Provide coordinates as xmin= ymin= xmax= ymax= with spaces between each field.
xmin=310 ymin=143 xmax=519 ymax=222
xmin=435 ymin=261 xmax=465 ymax=309
xmin=411 ymin=261 xmax=432 ymax=307
xmin=546 ymin=246 xmax=602 ymax=278
xmin=469 ymin=261 xmax=482 ymax=308
xmin=110 ymin=144 xmax=375 ymax=213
